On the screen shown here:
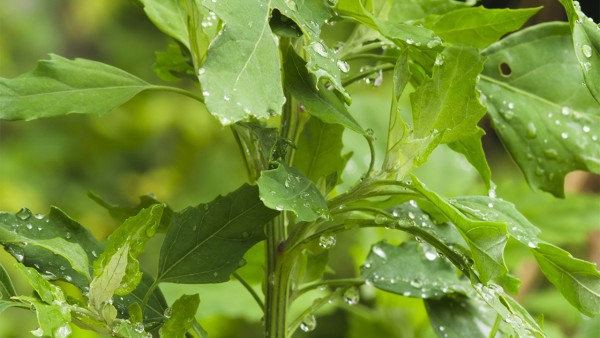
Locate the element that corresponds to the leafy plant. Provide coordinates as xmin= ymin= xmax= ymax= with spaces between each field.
xmin=1 ymin=0 xmax=599 ymax=337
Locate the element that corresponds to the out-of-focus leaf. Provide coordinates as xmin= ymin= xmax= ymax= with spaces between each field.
xmin=283 ymin=47 xmax=363 ymax=133
xmin=424 ymin=7 xmax=541 ymax=49
xmin=425 ymin=296 xmax=496 ymax=338
xmin=89 ymin=205 xmax=163 ymax=312
xmin=159 ymin=294 xmax=200 ymax=337
xmin=361 ymin=241 xmax=470 ymax=298
xmin=154 ymin=43 xmax=195 ymax=82
xmin=199 ymin=0 xmax=285 ymax=125
xmin=388 ymin=0 xmax=470 ymax=23
xmin=258 ymin=163 xmax=329 ymax=222
xmin=0 ymin=55 xmax=165 ymax=121
xmin=158 ymin=184 xmax=278 ymax=283
xmin=558 ymin=0 xmax=600 ymax=102
xmin=0 ymin=264 xmax=16 ymax=299
xmin=409 ymin=175 xmax=508 ymax=283
xmin=479 ymin=22 xmax=600 ymax=197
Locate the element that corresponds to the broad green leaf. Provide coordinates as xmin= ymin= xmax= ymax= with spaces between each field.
xmin=258 ymin=163 xmax=329 ymax=222
xmin=411 ymin=46 xmax=487 ymax=143
xmin=425 ymin=297 xmax=496 ymax=338
xmin=0 ymin=208 xmax=91 ymax=282
xmin=283 ymin=47 xmax=364 ymax=133
xmin=199 ymin=0 xmax=285 ymax=125
xmin=154 ymin=43 xmax=196 ymax=82
xmin=90 ymin=205 xmax=163 ymax=312
xmin=424 ymin=7 xmax=541 ymax=49
xmin=294 ymin=117 xmax=346 ymax=190
xmin=558 ymin=0 xmax=600 ymax=102
xmin=0 ymin=55 xmax=166 ymax=121
xmin=361 ymin=241 xmax=470 ymax=298
xmin=479 ymin=22 xmax=600 ymax=197
xmin=388 ymin=0 xmax=470 ymax=23
xmin=532 ymin=243 xmax=600 ymax=317
xmin=0 ymin=264 xmax=16 ymax=299
xmin=158 ymin=184 xmax=278 ymax=283
xmin=447 ymin=130 xmax=492 ymax=189
xmin=337 ymin=0 xmax=441 ymax=48
xmin=139 ymin=0 xmax=193 ymax=49
xmin=16 ymin=264 xmax=65 ymax=304
xmin=408 ymin=175 xmax=508 ymax=283
xmin=159 ymin=294 xmax=200 ymax=337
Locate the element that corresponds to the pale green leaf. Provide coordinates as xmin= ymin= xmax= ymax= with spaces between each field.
xmin=90 ymin=205 xmax=163 ymax=312
xmin=362 ymin=241 xmax=470 ymax=298
xmin=199 ymin=0 xmax=285 ymax=125
xmin=159 ymin=294 xmax=200 ymax=337
xmin=388 ymin=0 xmax=470 ymax=23
xmin=283 ymin=47 xmax=363 ymax=133
xmin=0 ymin=264 xmax=16 ymax=300
xmin=479 ymin=22 xmax=600 ymax=197
xmin=258 ymin=163 xmax=329 ymax=222
xmin=158 ymin=184 xmax=278 ymax=283
xmin=0 ymin=55 xmax=165 ymax=121
xmin=139 ymin=0 xmax=193 ymax=49
xmin=424 ymin=7 xmax=541 ymax=49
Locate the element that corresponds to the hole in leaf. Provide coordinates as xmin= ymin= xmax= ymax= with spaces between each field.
xmin=499 ymin=62 xmax=512 ymax=77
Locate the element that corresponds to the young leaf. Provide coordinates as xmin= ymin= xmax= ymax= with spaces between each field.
xmin=159 ymin=294 xmax=200 ymax=337
xmin=424 ymin=7 xmax=541 ymax=49
xmin=283 ymin=47 xmax=364 ymax=134
xmin=154 ymin=43 xmax=195 ymax=82
xmin=0 ymin=55 xmax=167 ymax=121
xmin=258 ymin=163 xmax=329 ymax=222
xmin=408 ymin=175 xmax=508 ymax=283
xmin=361 ymin=241 xmax=470 ymax=298
xmin=558 ymin=0 xmax=600 ymax=102
xmin=0 ymin=263 xmax=16 ymax=300
xmin=158 ymin=184 xmax=278 ymax=283
xmin=425 ymin=296 xmax=497 ymax=338
xmin=199 ymin=0 xmax=285 ymax=125
xmin=89 ymin=205 xmax=163 ymax=312
xmin=479 ymin=22 xmax=600 ymax=197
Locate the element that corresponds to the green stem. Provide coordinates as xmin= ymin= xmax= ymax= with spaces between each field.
xmin=150 ymin=86 xmax=205 ymax=103
xmin=294 ymin=278 xmax=365 ymax=299
xmin=232 ymin=272 xmax=264 ymax=312
xmin=265 ymin=216 xmax=291 ymax=338
xmin=488 ymin=314 xmax=502 ymax=338
xmin=287 ymin=287 xmax=346 ymax=337
xmin=343 ymin=54 xmax=398 ymax=62
xmin=342 ymin=64 xmax=395 ymax=87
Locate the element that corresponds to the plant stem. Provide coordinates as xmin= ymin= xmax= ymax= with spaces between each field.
xmin=294 ymin=278 xmax=365 ymax=299
xmin=264 ymin=216 xmax=290 ymax=338
xmin=342 ymin=63 xmax=395 ymax=87
xmin=232 ymin=272 xmax=264 ymax=311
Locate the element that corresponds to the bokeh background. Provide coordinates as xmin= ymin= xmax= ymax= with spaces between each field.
xmin=1 ymin=0 xmax=599 ymax=337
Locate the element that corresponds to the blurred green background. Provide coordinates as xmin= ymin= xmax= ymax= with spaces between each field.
xmin=1 ymin=1 xmax=599 ymax=337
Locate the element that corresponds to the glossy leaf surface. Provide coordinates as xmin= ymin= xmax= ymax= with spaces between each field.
xmin=425 ymin=297 xmax=496 ymax=338
xmin=159 ymin=294 xmax=200 ymax=337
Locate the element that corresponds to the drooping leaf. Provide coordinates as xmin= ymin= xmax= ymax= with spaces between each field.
xmin=199 ymin=0 xmax=285 ymax=125
xmin=89 ymin=205 xmax=163 ymax=312
xmin=479 ymin=22 xmax=600 ymax=197
xmin=154 ymin=43 xmax=195 ymax=82
xmin=425 ymin=296 xmax=496 ymax=338
xmin=447 ymin=129 xmax=492 ymax=189
xmin=158 ymin=184 xmax=278 ymax=283
xmin=408 ymin=175 xmax=508 ymax=283
xmin=0 ymin=264 xmax=16 ymax=300
xmin=258 ymin=163 xmax=329 ymax=222
xmin=388 ymin=0 xmax=470 ymax=23
xmin=283 ymin=47 xmax=364 ymax=133
xmin=411 ymin=46 xmax=487 ymax=144
xmin=361 ymin=241 xmax=470 ymax=298
xmin=0 ymin=55 xmax=166 ymax=121
xmin=424 ymin=7 xmax=541 ymax=49
xmin=558 ymin=0 xmax=600 ymax=102
xmin=159 ymin=294 xmax=200 ymax=337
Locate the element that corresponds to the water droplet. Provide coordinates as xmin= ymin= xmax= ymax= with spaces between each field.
xmin=65 ymin=276 xmax=72 ymax=282
xmin=434 ymin=54 xmax=444 ymax=66
xmin=561 ymin=107 xmax=570 ymax=116
xmin=583 ymin=125 xmax=591 ymax=133
xmin=372 ymin=245 xmax=387 ymax=259
xmin=65 ymin=232 xmax=72 ymax=240
xmin=133 ymin=322 xmax=145 ymax=333
xmin=527 ymin=241 xmax=538 ymax=248
xmin=343 ymin=287 xmax=360 ymax=305
xmin=410 ymin=278 xmax=423 ymax=288
xmin=223 ymin=95 xmax=230 ymax=101
xmin=535 ymin=167 xmax=545 ymax=176
xmin=582 ymin=44 xmax=592 ymax=58
xmin=526 ymin=122 xmax=537 ymax=138
xmin=59 ymin=265 xmax=66 ymax=271
xmin=26 ymin=223 xmax=33 ymax=230
xmin=408 ymin=212 xmax=416 ymax=220
xmin=318 ymin=235 xmax=336 ymax=249
xmin=487 ymin=203 xmax=494 ymax=208
xmin=53 ymin=324 xmax=72 ymax=338
xmin=202 ymin=90 xmax=210 ymax=97
xmin=16 ymin=208 xmax=32 ymax=220
xmin=284 ymin=0 xmax=297 ymax=10
xmin=415 ymin=236 xmax=423 ymax=243
xmin=583 ymin=62 xmax=591 ymax=72
xmin=311 ymin=42 xmax=328 ymax=58
xmin=91 ymin=250 xmax=98 ymax=258
xmin=425 ymin=251 xmax=437 ymax=261
xmin=561 ymin=132 xmax=568 ymax=139
xmin=427 ymin=38 xmax=442 ymax=48
xmin=164 ymin=307 xmax=172 ymax=318
xmin=198 ymin=68 xmax=206 ymax=75
xmin=213 ymin=272 xmax=219 ymax=278
xmin=337 ymin=60 xmax=350 ymax=73
xmin=544 ymin=148 xmax=558 ymax=158
xmin=507 ymin=102 xmax=514 ymax=109
xmin=300 ymin=314 xmax=317 ymax=332
xmin=374 ymin=214 xmax=387 ymax=224
xmin=406 ymin=38 xmax=414 ymax=45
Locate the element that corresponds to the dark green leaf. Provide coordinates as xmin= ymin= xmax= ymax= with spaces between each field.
xmin=159 ymin=294 xmax=200 ymax=337
xmin=0 ymin=55 xmax=165 ymax=121
xmin=154 ymin=43 xmax=195 ymax=82
xmin=258 ymin=164 xmax=329 ymax=222
xmin=447 ymin=130 xmax=492 ymax=189
xmin=409 ymin=175 xmax=508 ymax=283
xmin=199 ymin=0 xmax=285 ymax=125
xmin=361 ymin=241 xmax=470 ymax=298
xmin=0 ymin=264 xmax=16 ymax=299
xmin=424 ymin=7 xmax=541 ymax=49
xmin=158 ymin=184 xmax=278 ymax=283
xmin=283 ymin=47 xmax=364 ymax=134
xmin=479 ymin=22 xmax=600 ymax=197
xmin=425 ymin=296 xmax=496 ymax=338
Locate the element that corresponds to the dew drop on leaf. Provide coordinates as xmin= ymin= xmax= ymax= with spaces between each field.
xmin=374 ymin=214 xmax=387 ymax=224
xmin=434 ymin=54 xmax=445 ymax=66
xmin=583 ymin=125 xmax=591 ymax=133
xmin=582 ymin=44 xmax=592 ymax=58
xmin=372 ymin=245 xmax=387 ymax=259
xmin=16 ymin=208 xmax=32 ymax=220
xmin=526 ymin=122 xmax=537 ymax=138
xmin=318 ymin=235 xmax=336 ymax=249
xmin=300 ymin=314 xmax=316 ymax=332
xmin=343 ymin=287 xmax=360 ymax=305
xmin=561 ymin=132 xmax=568 ymax=139
xmin=164 ymin=307 xmax=172 ymax=318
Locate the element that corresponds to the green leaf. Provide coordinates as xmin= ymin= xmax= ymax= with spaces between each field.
xmin=258 ymin=163 xmax=329 ymax=222
xmin=0 ymin=55 xmax=165 ymax=121
xmin=362 ymin=241 xmax=470 ymax=298
xmin=424 ymin=7 xmax=541 ymax=49
xmin=139 ymin=0 xmax=194 ymax=50
xmin=411 ymin=46 xmax=487 ymax=144
xmin=558 ymin=0 xmax=600 ymax=102
xmin=447 ymin=130 xmax=492 ymax=189
xmin=89 ymin=205 xmax=163 ymax=312
xmin=283 ymin=47 xmax=364 ymax=134
xmin=159 ymin=294 xmax=200 ymax=337
xmin=158 ymin=184 xmax=278 ymax=283
xmin=425 ymin=296 xmax=496 ymax=338
xmin=408 ymin=175 xmax=508 ymax=283
xmin=0 ymin=264 xmax=16 ymax=300
xmin=199 ymin=0 xmax=285 ymax=125
xmin=154 ymin=43 xmax=195 ymax=82
xmin=294 ymin=117 xmax=346 ymax=191
xmin=388 ymin=0 xmax=470 ymax=23
xmin=479 ymin=22 xmax=600 ymax=197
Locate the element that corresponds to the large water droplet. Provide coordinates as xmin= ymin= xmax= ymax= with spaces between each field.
xmin=582 ymin=44 xmax=592 ymax=58
xmin=374 ymin=214 xmax=387 ymax=224
xmin=164 ymin=307 xmax=172 ymax=318
xmin=337 ymin=60 xmax=350 ymax=73
xmin=544 ymin=149 xmax=558 ymax=158
xmin=300 ymin=314 xmax=317 ymax=332
xmin=372 ymin=245 xmax=387 ymax=259
xmin=583 ymin=125 xmax=591 ymax=133
xmin=53 ymin=324 xmax=72 ymax=338
xmin=343 ymin=287 xmax=360 ymax=305
xmin=16 ymin=208 xmax=32 ymax=221
xmin=526 ymin=122 xmax=537 ymax=139
xmin=434 ymin=54 xmax=444 ymax=66
xmin=318 ymin=235 xmax=336 ymax=249
xmin=311 ymin=42 xmax=328 ymax=58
